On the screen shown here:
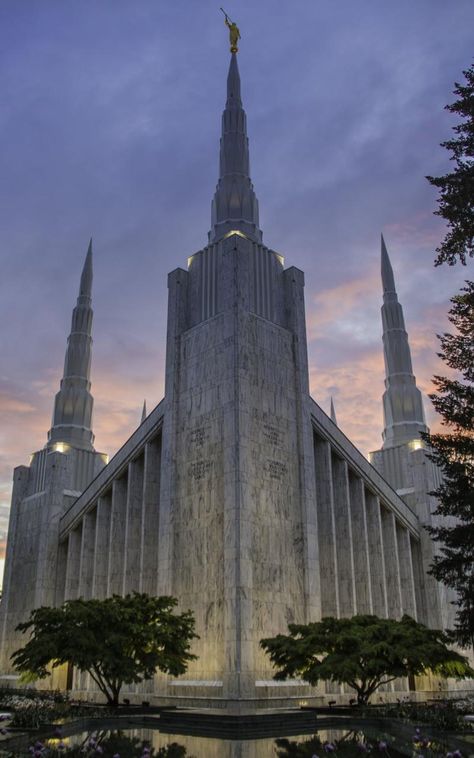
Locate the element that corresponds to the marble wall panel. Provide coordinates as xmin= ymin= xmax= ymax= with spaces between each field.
xmin=410 ymin=535 xmax=428 ymax=625
xmin=140 ymin=436 xmax=161 ymax=595
xmin=381 ymin=506 xmax=403 ymax=618
xmin=348 ymin=474 xmax=372 ymax=614
xmin=107 ymin=475 xmax=128 ymax=595
xmin=365 ymin=491 xmax=388 ymax=617
xmin=55 ymin=539 xmax=68 ymax=606
xmin=396 ymin=524 xmax=417 ymax=618
xmin=64 ymin=525 xmax=82 ymax=600
xmin=92 ymin=493 xmax=111 ymax=599
xmin=78 ymin=507 xmax=96 ymax=599
xmin=314 ymin=437 xmax=339 ymax=617
xmin=331 ymin=456 xmax=356 ymax=617
xmin=124 ymin=455 xmax=144 ymax=594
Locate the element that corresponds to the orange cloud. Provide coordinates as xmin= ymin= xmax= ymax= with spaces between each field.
xmin=306 ymin=270 xmax=379 ymax=344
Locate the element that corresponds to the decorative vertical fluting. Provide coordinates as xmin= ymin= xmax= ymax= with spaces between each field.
xmin=48 ymin=240 xmax=95 ymax=451
xmin=380 ymin=235 xmax=428 ymax=448
xmin=209 ymin=53 xmax=262 ymax=244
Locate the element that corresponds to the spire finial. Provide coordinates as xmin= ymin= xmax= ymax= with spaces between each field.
xmin=221 ymin=8 xmax=241 ymax=53
xmin=79 ymin=237 xmax=93 ymax=301
xmin=330 ymin=397 xmax=338 ymax=426
xmin=141 ymin=400 xmax=147 ymax=424
xmin=381 ymin=234 xmax=396 ymax=296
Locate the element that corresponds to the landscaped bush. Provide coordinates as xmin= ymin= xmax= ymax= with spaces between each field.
xmin=0 ymin=693 xmax=112 ymax=730
xmin=0 ymin=697 xmax=68 ymax=729
xmin=362 ymin=699 xmax=474 ymax=733
xmin=0 ymin=689 xmax=68 ymax=704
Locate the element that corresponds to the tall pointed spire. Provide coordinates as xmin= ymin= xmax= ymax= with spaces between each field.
xmin=379 ymin=236 xmax=428 ymax=449
xmin=209 ymin=52 xmax=262 ymax=244
xmin=47 ymin=241 xmax=95 ymax=451
xmin=141 ymin=400 xmax=147 ymax=424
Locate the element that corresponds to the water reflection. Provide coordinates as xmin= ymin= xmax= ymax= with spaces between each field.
xmin=40 ymin=725 xmax=454 ymax=758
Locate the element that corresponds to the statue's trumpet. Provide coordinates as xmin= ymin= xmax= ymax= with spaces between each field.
xmin=220 ymin=7 xmax=233 ymax=23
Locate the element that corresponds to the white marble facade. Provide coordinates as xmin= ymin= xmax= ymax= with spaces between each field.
xmin=0 ymin=52 xmax=468 ymax=708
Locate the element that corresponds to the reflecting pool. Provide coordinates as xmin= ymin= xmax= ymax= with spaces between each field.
xmin=28 ymin=722 xmax=472 ymax=758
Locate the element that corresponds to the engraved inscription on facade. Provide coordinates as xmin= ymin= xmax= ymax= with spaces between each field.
xmin=189 ymin=426 xmax=210 ymax=448
xmin=266 ymin=459 xmax=288 ymax=480
xmin=263 ymin=423 xmax=280 ymax=446
xmin=189 ymin=460 xmax=212 ymax=480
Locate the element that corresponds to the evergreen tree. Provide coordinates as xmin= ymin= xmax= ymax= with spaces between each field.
xmin=425 ymin=63 xmax=474 ymax=648
xmin=427 ymin=63 xmax=474 ymax=266
xmin=425 ymin=284 xmax=474 ymax=648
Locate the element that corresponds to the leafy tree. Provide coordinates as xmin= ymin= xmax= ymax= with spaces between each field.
xmin=427 ymin=63 xmax=474 ymax=266
xmin=424 ymin=62 xmax=474 ymax=648
xmin=12 ymin=594 xmax=197 ymax=706
xmin=424 ymin=283 xmax=474 ymax=648
xmin=260 ymin=615 xmax=473 ymax=705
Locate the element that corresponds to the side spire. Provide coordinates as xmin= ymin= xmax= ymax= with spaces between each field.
xmin=141 ymin=400 xmax=147 ymax=424
xmin=47 ymin=241 xmax=95 ymax=451
xmin=380 ymin=236 xmax=428 ymax=449
xmin=209 ymin=52 xmax=262 ymax=244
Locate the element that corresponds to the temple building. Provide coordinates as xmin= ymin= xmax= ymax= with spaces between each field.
xmin=0 ymin=46 xmax=466 ymax=707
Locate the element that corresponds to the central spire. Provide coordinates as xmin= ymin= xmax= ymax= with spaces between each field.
xmin=209 ymin=52 xmax=262 ymax=244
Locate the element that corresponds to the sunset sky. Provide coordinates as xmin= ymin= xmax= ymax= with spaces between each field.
xmin=1 ymin=1 xmax=473 ymax=571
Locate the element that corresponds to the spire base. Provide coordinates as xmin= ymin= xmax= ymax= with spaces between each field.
xmin=209 ymin=219 xmax=262 ymax=245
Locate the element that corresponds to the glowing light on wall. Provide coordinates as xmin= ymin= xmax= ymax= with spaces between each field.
xmin=223 ymin=229 xmax=248 ymax=239
xmin=52 ymin=442 xmax=70 ymax=454
xmin=409 ymin=439 xmax=423 ymax=451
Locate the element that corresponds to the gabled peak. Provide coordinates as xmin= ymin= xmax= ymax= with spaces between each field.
xmin=79 ymin=238 xmax=93 ymax=300
xmin=381 ymin=234 xmax=396 ymax=295
xmin=226 ymin=53 xmax=242 ymax=109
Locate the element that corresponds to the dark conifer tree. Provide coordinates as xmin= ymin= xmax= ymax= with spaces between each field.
xmin=427 ymin=63 xmax=474 ymax=266
xmin=425 ymin=284 xmax=474 ymax=648
xmin=425 ymin=63 xmax=474 ymax=648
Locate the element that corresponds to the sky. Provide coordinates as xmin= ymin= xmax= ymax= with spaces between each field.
xmin=0 ymin=1 xmax=473 ymax=574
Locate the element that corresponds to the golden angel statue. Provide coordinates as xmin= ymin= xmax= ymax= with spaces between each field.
xmin=221 ymin=9 xmax=241 ymax=53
